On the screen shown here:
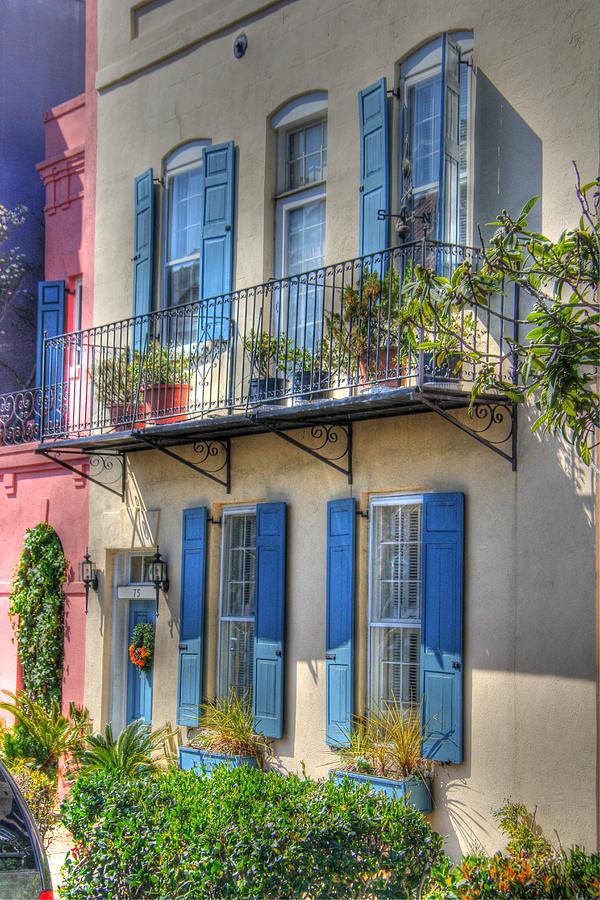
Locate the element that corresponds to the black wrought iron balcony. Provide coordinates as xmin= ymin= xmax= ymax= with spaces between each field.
xmin=0 ymin=387 xmax=46 ymax=446
xmin=40 ymin=241 xmax=518 ymax=446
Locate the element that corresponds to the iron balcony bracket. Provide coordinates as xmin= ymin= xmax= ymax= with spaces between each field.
xmin=38 ymin=448 xmax=127 ymax=499
xmin=134 ymin=433 xmax=231 ymax=493
xmin=418 ymin=392 xmax=517 ymax=471
xmin=259 ymin=420 xmax=353 ymax=484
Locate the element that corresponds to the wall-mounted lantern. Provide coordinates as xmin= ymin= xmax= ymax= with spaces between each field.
xmin=149 ymin=545 xmax=169 ymax=616
xmin=79 ymin=548 xmax=98 ymax=614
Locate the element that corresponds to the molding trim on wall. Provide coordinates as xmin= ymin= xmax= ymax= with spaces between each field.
xmin=37 ymin=145 xmax=85 ymax=215
xmin=97 ymin=0 xmax=296 ymax=92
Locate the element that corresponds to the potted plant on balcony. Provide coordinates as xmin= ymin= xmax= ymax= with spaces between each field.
xmin=286 ymin=345 xmax=330 ymax=401
xmin=242 ymin=330 xmax=293 ymax=404
xmin=179 ymin=691 xmax=270 ymax=775
xmin=330 ymin=703 xmax=434 ymax=813
xmin=96 ymin=350 xmax=150 ymax=430
xmin=325 ymin=267 xmax=413 ymax=390
xmin=141 ymin=342 xmax=191 ymax=425
xmin=420 ymin=310 xmax=475 ymax=385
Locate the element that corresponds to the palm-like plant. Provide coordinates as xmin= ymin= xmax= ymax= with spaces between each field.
xmin=74 ymin=719 xmax=175 ymax=777
xmin=0 ymin=691 xmax=89 ymax=773
xmin=337 ymin=702 xmax=432 ymax=780
xmin=191 ymin=691 xmax=270 ymax=763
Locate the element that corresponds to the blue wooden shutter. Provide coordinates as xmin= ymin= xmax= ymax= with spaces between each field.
xmin=253 ymin=502 xmax=286 ymax=739
xmin=326 ymin=498 xmax=356 ymax=747
xmin=133 ymin=169 xmax=154 ymax=348
xmin=358 ymin=79 xmax=389 ymax=257
xmin=421 ymin=492 xmax=464 ymax=763
xmin=36 ymin=280 xmax=65 ymax=388
xmin=200 ymin=142 xmax=235 ymax=342
xmin=176 ymin=507 xmax=208 ymax=726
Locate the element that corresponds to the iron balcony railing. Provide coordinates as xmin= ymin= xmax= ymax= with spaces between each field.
xmin=40 ymin=240 xmax=519 ymax=443
xmin=0 ymin=386 xmax=47 ymax=446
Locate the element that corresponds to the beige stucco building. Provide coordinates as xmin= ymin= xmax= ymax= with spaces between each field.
xmin=42 ymin=0 xmax=598 ymax=859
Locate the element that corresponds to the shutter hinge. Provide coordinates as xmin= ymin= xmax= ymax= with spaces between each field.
xmin=452 ymin=661 xmax=461 ymax=670
xmin=325 ymin=652 xmax=336 ymax=661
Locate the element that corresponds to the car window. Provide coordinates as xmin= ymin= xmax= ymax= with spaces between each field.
xmin=0 ymin=767 xmax=43 ymax=899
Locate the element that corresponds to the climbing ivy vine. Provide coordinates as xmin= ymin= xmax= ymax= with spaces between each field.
xmin=9 ymin=523 xmax=67 ymax=709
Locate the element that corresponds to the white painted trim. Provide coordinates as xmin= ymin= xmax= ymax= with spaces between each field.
xmin=271 ymin=92 xmax=328 ymax=130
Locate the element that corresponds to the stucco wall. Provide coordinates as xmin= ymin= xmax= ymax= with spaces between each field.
xmin=0 ymin=447 xmax=88 ymax=715
xmin=87 ymin=0 xmax=598 ymax=859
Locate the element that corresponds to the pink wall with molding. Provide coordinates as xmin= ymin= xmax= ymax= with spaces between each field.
xmin=0 ymin=0 xmax=96 ymax=718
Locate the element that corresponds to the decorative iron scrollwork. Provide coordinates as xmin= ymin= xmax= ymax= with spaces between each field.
xmin=0 ymin=388 xmax=43 ymax=445
xmin=260 ymin=422 xmax=353 ymax=483
xmin=419 ymin=394 xmax=517 ymax=470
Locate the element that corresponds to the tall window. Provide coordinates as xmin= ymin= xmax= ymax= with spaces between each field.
xmin=164 ymin=142 xmax=210 ymax=309
xmin=218 ymin=507 xmax=256 ymax=698
xmin=369 ymin=496 xmax=422 ymax=708
xmin=273 ymin=94 xmax=327 ymax=352
xmin=401 ymin=34 xmax=471 ymax=245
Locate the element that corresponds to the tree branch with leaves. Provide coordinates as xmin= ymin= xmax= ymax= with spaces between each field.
xmin=401 ymin=166 xmax=599 ymax=464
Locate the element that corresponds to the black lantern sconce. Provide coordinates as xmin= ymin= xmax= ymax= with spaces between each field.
xmin=79 ymin=548 xmax=98 ymax=614
xmin=149 ymin=545 xmax=169 ymax=616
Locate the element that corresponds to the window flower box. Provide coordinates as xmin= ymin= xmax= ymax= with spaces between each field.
xmin=179 ymin=746 xmax=259 ymax=775
xmin=330 ymin=769 xmax=433 ymax=813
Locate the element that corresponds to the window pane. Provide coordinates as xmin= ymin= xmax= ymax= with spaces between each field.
xmin=223 ymin=513 xmax=256 ymax=617
xmin=167 ymin=259 xmax=199 ymax=308
xmin=286 ymin=199 xmax=325 ymax=276
xmin=370 ymin=626 xmax=420 ymax=706
xmin=168 ymin=168 xmax=202 ymax=263
xmin=219 ymin=620 xmax=254 ymax=697
xmin=0 ymin=767 xmax=42 ymax=897
xmin=287 ymin=120 xmax=327 ymax=190
xmin=410 ymin=76 xmax=441 ymax=189
xmin=371 ymin=503 xmax=422 ymax=622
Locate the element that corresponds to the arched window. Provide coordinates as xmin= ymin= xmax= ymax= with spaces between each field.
xmin=400 ymin=32 xmax=473 ymax=245
xmin=272 ymin=93 xmax=328 ymax=352
xmin=163 ymin=140 xmax=211 ymax=308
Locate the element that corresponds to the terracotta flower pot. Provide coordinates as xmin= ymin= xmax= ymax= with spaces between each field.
xmin=110 ymin=401 xmax=149 ymax=431
xmin=358 ymin=346 xmax=408 ymax=389
xmin=144 ymin=382 xmax=190 ymax=424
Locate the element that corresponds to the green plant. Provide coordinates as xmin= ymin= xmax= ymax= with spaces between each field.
xmin=128 ymin=622 xmax=155 ymax=670
xmin=8 ymin=523 xmax=67 ymax=709
xmin=9 ymin=761 xmax=56 ymax=848
xmin=425 ymin=800 xmax=600 ymax=899
xmin=189 ymin=690 xmax=270 ymax=762
xmin=0 ymin=691 xmax=89 ymax=774
xmin=73 ymin=719 xmax=175 ymax=778
xmin=242 ymin=329 xmax=298 ymax=377
xmin=96 ymin=341 xmax=191 ymax=407
xmin=325 ymin=266 xmax=414 ymax=378
xmin=337 ymin=703 xmax=432 ymax=781
xmin=60 ymin=765 xmax=443 ymax=898
xmin=402 ymin=169 xmax=599 ymax=464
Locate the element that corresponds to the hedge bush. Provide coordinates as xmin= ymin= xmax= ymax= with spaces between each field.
xmin=60 ymin=765 xmax=443 ymax=898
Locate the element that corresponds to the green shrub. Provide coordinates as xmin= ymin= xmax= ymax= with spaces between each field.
xmin=10 ymin=762 xmax=56 ymax=848
xmin=60 ymin=765 xmax=443 ymax=898
xmin=425 ymin=800 xmax=600 ymax=899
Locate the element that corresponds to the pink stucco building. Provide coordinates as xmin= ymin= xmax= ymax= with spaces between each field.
xmin=0 ymin=0 xmax=96 ymax=716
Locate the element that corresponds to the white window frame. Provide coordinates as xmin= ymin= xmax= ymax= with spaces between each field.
xmin=398 ymin=32 xmax=473 ymax=245
xmin=216 ymin=504 xmax=257 ymax=699
xmin=128 ymin=553 xmax=155 ymax=585
xmin=162 ymin=140 xmax=211 ymax=310
xmin=367 ymin=493 xmax=424 ymax=710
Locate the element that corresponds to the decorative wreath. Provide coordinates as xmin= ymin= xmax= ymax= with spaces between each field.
xmin=129 ymin=621 xmax=155 ymax=670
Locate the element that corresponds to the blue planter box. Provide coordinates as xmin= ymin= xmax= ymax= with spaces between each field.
xmin=331 ymin=769 xmax=433 ymax=813
xmin=179 ymin=746 xmax=259 ymax=775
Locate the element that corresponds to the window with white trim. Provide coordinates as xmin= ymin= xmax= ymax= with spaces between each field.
xmin=400 ymin=33 xmax=472 ymax=245
xmin=129 ymin=554 xmax=155 ymax=584
xmin=163 ymin=141 xmax=210 ymax=309
xmin=273 ymin=94 xmax=327 ymax=352
xmin=368 ymin=495 xmax=422 ymax=707
xmin=217 ymin=507 xmax=256 ymax=698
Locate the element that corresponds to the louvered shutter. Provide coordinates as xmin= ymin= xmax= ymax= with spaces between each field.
xmin=132 ymin=169 xmax=154 ymax=352
xmin=253 ymin=502 xmax=286 ymax=739
xmin=358 ymin=79 xmax=389 ymax=257
xmin=438 ymin=34 xmax=461 ymax=244
xmin=200 ymin=142 xmax=235 ymax=342
xmin=421 ymin=492 xmax=464 ymax=763
xmin=176 ymin=507 xmax=208 ymax=726
xmin=326 ymin=498 xmax=356 ymax=746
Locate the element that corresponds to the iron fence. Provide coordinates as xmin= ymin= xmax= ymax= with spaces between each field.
xmin=41 ymin=240 xmax=519 ymax=442
xmin=0 ymin=387 xmax=45 ymax=445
